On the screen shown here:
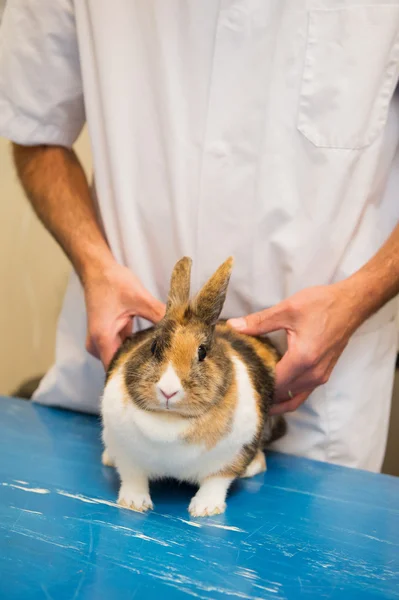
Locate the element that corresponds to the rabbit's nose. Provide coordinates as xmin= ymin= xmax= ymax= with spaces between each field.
xmin=159 ymin=389 xmax=178 ymax=401
xmin=157 ymin=364 xmax=182 ymax=402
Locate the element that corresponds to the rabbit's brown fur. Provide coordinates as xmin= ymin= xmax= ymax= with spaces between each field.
xmin=101 ymin=257 xmax=286 ymax=516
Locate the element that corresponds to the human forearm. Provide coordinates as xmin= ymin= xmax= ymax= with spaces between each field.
xmin=12 ymin=143 xmax=114 ymax=283
xmin=13 ymin=142 xmax=165 ymax=367
xmin=342 ymin=222 xmax=399 ymax=328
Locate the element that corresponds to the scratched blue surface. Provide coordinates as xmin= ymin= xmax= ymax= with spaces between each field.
xmin=0 ymin=396 xmax=398 ymax=599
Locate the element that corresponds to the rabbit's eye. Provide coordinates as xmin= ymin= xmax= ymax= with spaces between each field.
xmin=151 ymin=339 xmax=158 ymax=355
xmin=198 ymin=345 xmax=207 ymax=361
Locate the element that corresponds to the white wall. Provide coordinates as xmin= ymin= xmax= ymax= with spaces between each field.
xmin=0 ymin=128 xmax=92 ymax=395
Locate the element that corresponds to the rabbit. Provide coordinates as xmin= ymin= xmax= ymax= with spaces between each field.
xmin=101 ymin=256 xmax=286 ymax=517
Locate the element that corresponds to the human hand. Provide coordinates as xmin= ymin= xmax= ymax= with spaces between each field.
xmin=84 ymin=263 xmax=166 ymax=369
xmin=228 ymin=282 xmax=362 ymax=415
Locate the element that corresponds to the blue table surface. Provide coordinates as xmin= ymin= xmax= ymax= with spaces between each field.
xmin=0 ymin=396 xmax=398 ymax=600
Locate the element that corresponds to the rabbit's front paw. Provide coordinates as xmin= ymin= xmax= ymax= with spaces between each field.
xmin=118 ymin=486 xmax=153 ymax=513
xmin=188 ymin=476 xmax=233 ymax=517
xmin=101 ymin=449 xmax=115 ymax=467
xmin=188 ymin=495 xmax=226 ymax=517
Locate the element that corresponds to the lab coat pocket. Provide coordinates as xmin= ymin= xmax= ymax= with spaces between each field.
xmin=297 ymin=6 xmax=399 ymax=149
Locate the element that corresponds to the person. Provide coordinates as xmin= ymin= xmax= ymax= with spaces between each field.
xmin=1 ymin=1 xmax=398 ymax=472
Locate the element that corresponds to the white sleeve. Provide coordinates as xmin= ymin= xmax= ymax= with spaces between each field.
xmin=0 ymin=0 xmax=85 ymax=147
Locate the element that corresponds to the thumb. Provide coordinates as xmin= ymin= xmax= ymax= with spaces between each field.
xmin=85 ymin=332 xmax=98 ymax=358
xmin=120 ymin=319 xmax=133 ymax=342
xmin=228 ymin=302 xmax=289 ymax=336
xmin=98 ymin=319 xmax=133 ymax=370
xmin=99 ymin=337 xmax=121 ymax=371
xmin=136 ymin=294 xmax=166 ymax=324
xmin=88 ymin=331 xmax=120 ymax=371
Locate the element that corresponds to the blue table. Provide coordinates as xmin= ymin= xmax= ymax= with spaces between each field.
xmin=0 ymin=396 xmax=398 ymax=599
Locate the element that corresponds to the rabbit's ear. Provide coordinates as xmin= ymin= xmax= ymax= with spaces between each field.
xmin=192 ymin=257 xmax=234 ymax=326
xmin=167 ymin=257 xmax=193 ymax=310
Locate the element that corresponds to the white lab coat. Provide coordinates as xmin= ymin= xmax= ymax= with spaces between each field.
xmin=1 ymin=0 xmax=398 ymax=471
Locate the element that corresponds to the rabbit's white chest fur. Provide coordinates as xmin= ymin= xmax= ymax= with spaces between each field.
xmin=102 ymin=356 xmax=258 ymax=483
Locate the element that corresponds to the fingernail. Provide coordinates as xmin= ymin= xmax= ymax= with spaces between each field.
xmin=228 ymin=318 xmax=246 ymax=331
